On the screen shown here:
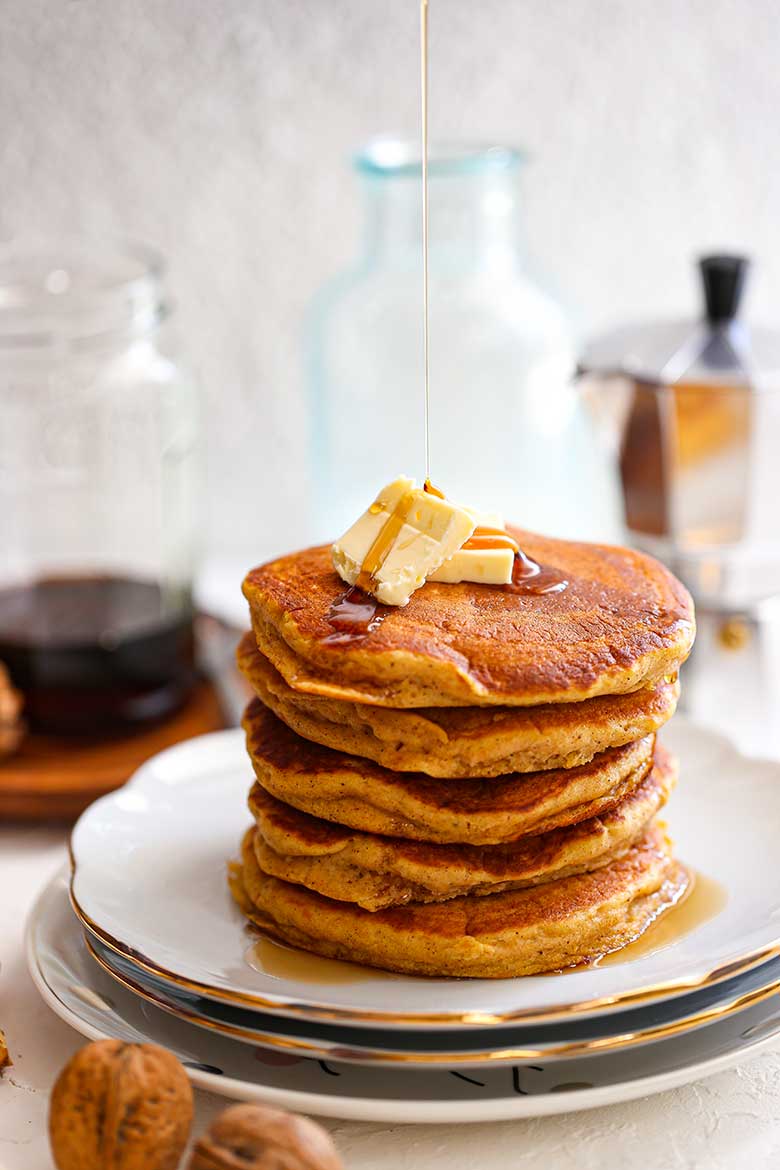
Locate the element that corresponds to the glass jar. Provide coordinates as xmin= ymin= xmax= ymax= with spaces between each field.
xmin=305 ymin=138 xmax=619 ymax=542
xmin=0 ymin=239 xmax=200 ymax=734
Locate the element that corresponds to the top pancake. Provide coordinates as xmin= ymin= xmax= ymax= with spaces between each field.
xmin=243 ymin=529 xmax=694 ymax=708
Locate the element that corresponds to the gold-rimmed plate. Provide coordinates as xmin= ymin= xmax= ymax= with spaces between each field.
xmin=84 ymin=928 xmax=780 ymax=1068
xmin=69 ymin=720 xmax=780 ymax=1030
xmin=26 ymin=870 xmax=780 ymax=1122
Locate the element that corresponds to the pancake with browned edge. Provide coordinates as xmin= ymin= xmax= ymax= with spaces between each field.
xmin=230 ymin=822 xmax=689 ymax=978
xmin=243 ymin=699 xmax=655 ymax=845
xmin=237 ymin=631 xmax=679 ymax=777
xmin=243 ymin=530 xmax=694 ymax=708
xmin=250 ymin=746 xmax=675 ymax=910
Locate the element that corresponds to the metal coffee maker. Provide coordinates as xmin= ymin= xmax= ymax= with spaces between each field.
xmin=579 ymin=255 xmax=780 ymax=757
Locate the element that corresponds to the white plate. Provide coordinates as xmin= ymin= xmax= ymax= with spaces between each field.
xmin=27 ymin=871 xmax=780 ymax=1123
xmin=85 ymin=928 xmax=780 ymax=1067
xmin=70 ymin=718 xmax=780 ymax=1028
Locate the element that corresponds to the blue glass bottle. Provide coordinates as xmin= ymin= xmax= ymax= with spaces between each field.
xmin=306 ymin=138 xmax=617 ymax=542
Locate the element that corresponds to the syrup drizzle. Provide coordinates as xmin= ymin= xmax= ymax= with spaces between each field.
xmin=324 ymin=586 xmax=387 ymax=646
xmin=463 ymin=527 xmax=521 ymax=554
xmin=505 ymin=550 xmax=568 ymax=595
xmin=355 ymin=490 xmax=416 ymax=594
xmin=429 ymin=484 xmax=569 ymax=593
xmin=325 ymin=488 xmax=418 ymax=644
xmin=426 ymin=483 xmax=568 ymax=591
xmin=325 ymin=529 xmax=568 ymax=645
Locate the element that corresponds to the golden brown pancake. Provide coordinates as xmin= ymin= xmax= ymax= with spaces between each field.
xmin=243 ymin=530 xmax=694 ymax=708
xmin=237 ymin=632 xmax=679 ymax=777
xmin=243 ymin=700 xmax=655 ymax=844
xmin=250 ymin=748 xmax=676 ymax=911
xmin=231 ymin=822 xmax=690 ymax=978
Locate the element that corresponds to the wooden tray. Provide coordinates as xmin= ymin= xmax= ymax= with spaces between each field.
xmin=0 ymin=679 xmax=227 ymax=821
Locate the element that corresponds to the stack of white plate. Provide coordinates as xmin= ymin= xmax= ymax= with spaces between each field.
xmin=26 ymin=719 xmax=780 ymax=1123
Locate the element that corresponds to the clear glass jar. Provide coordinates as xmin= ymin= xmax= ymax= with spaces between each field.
xmin=0 ymin=239 xmax=200 ymax=733
xmin=305 ymin=138 xmax=618 ymax=542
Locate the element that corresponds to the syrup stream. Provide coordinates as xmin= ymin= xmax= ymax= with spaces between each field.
xmin=324 ymin=3 xmax=567 ymax=645
xmin=421 ymin=0 xmax=431 ymax=483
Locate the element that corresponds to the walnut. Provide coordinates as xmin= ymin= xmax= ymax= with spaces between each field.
xmin=188 ymin=1103 xmax=343 ymax=1170
xmin=0 ymin=1028 xmax=10 ymax=1071
xmin=0 ymin=662 xmax=24 ymax=757
xmin=49 ymin=1039 xmax=193 ymax=1170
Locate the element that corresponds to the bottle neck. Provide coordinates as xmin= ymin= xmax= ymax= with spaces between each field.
xmin=360 ymin=171 xmax=523 ymax=273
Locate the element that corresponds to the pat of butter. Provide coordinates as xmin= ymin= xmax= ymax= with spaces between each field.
xmin=431 ymin=507 xmax=514 ymax=585
xmin=430 ymin=545 xmax=514 ymax=585
xmin=465 ymin=509 xmax=505 ymax=529
xmin=331 ymin=476 xmax=476 ymax=606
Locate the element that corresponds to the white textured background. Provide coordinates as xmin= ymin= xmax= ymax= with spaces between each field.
xmin=3 ymin=0 xmax=780 ymax=560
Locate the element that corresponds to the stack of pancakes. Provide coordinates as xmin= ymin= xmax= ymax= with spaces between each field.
xmin=231 ymin=528 xmax=695 ymax=978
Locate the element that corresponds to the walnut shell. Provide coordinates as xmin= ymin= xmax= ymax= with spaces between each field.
xmin=188 ymin=1103 xmax=343 ymax=1170
xmin=0 ymin=1027 xmax=10 ymax=1072
xmin=49 ymin=1039 xmax=193 ymax=1170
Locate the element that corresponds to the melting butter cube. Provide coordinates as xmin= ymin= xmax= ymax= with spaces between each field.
xmin=331 ymin=476 xmax=476 ymax=606
xmin=430 ymin=508 xmax=515 ymax=585
xmin=429 ymin=546 xmax=515 ymax=585
xmin=430 ymin=507 xmax=514 ymax=589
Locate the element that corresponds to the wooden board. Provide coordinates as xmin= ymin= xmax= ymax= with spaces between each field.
xmin=0 ymin=679 xmax=227 ymax=821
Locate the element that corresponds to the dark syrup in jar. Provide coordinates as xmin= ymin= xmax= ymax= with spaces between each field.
xmin=0 ymin=575 xmax=196 ymax=734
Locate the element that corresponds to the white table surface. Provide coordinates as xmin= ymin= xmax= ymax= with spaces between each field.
xmin=2 ymin=827 xmax=780 ymax=1168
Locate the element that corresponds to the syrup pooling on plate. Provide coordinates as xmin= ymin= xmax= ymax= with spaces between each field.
xmin=593 ymin=870 xmax=728 ymax=968
xmin=543 ymin=870 xmax=726 ymax=976
xmin=245 ymin=936 xmax=386 ymax=984
xmin=538 ymin=865 xmax=718 ymax=977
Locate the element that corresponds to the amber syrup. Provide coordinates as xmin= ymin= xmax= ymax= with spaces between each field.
xmin=0 ymin=576 xmax=196 ymax=734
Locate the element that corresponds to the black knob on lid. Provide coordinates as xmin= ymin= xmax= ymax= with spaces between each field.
xmin=699 ymin=254 xmax=749 ymax=324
